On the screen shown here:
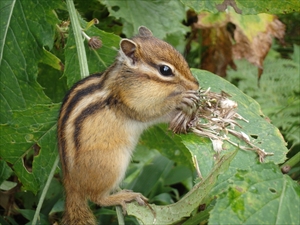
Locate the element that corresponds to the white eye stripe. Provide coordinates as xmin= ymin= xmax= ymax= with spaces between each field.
xmin=119 ymin=56 xmax=178 ymax=81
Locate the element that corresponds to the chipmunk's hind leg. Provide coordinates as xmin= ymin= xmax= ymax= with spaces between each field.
xmin=93 ymin=190 xmax=147 ymax=214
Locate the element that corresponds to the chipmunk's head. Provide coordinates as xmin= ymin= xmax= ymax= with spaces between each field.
xmin=118 ymin=26 xmax=198 ymax=91
xmin=116 ymin=26 xmax=199 ymax=122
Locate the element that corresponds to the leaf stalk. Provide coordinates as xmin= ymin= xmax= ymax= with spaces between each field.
xmin=65 ymin=0 xmax=89 ymax=78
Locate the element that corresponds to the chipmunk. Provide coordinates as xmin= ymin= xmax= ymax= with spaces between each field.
xmin=57 ymin=26 xmax=199 ymax=225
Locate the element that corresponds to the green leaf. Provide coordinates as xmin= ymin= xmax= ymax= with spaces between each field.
xmin=40 ymin=48 xmax=64 ymax=71
xmin=191 ymin=68 xmax=288 ymax=165
xmin=37 ymin=63 xmax=67 ymax=103
xmin=0 ymin=0 xmax=64 ymax=194
xmin=164 ymin=165 xmax=193 ymax=186
xmin=0 ymin=159 xmax=13 ymax=185
xmin=0 ymin=0 xmax=64 ymax=121
xmin=128 ymin=155 xmax=173 ymax=197
xmin=181 ymin=134 xmax=216 ymax=179
xmin=0 ymin=104 xmax=60 ymax=193
xmin=235 ymin=0 xmax=300 ymax=14
xmin=209 ymin=163 xmax=300 ymax=225
xmin=0 ymin=181 xmax=17 ymax=191
xmin=127 ymin=149 xmax=237 ymax=224
xmin=102 ymin=0 xmax=188 ymax=39
xmin=181 ymin=0 xmax=300 ymax=14
xmin=181 ymin=0 xmax=224 ymax=14
xmin=18 ymin=209 xmax=49 ymax=225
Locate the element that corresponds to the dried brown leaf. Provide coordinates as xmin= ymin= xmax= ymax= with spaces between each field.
xmin=190 ymin=10 xmax=285 ymax=80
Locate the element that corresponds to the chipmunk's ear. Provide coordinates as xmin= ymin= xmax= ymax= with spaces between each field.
xmin=120 ymin=39 xmax=138 ymax=65
xmin=138 ymin=26 xmax=153 ymax=37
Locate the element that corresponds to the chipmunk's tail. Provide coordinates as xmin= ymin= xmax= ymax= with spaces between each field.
xmin=62 ymin=189 xmax=96 ymax=225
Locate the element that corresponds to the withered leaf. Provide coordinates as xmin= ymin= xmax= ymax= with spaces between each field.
xmin=231 ymin=13 xmax=285 ymax=81
xmin=191 ymin=9 xmax=285 ymax=80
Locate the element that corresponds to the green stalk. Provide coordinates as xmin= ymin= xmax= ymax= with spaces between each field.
xmin=32 ymin=156 xmax=59 ymax=225
xmin=281 ymin=151 xmax=300 ymax=169
xmin=65 ymin=0 xmax=89 ymax=78
xmin=116 ymin=206 xmax=125 ymax=225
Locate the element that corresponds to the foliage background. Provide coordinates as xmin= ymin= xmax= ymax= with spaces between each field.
xmin=0 ymin=0 xmax=299 ymax=224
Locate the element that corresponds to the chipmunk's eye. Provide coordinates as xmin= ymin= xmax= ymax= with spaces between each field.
xmin=159 ymin=65 xmax=173 ymax=76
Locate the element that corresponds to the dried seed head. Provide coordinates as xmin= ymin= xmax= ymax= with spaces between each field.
xmin=93 ymin=18 xmax=99 ymax=24
xmin=88 ymin=36 xmax=102 ymax=49
xmin=81 ymin=30 xmax=103 ymax=50
xmin=170 ymin=87 xmax=273 ymax=163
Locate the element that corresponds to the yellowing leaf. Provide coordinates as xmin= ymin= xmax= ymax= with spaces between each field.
xmin=230 ymin=12 xmax=275 ymax=42
xmin=40 ymin=48 xmax=64 ymax=71
xmin=231 ymin=12 xmax=285 ymax=79
xmin=191 ymin=9 xmax=285 ymax=80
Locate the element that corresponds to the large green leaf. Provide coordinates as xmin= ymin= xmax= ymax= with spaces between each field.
xmin=209 ymin=163 xmax=300 ymax=224
xmin=0 ymin=0 xmax=64 ymax=193
xmin=0 ymin=0 xmax=65 ymax=122
xmin=192 ymin=68 xmax=287 ymax=162
xmin=181 ymin=0 xmax=300 ymax=14
xmin=0 ymin=104 xmax=60 ymax=193
xmin=102 ymin=0 xmax=188 ymax=39
xmin=126 ymin=149 xmax=237 ymax=224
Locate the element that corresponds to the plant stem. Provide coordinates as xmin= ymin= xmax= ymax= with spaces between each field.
xmin=116 ymin=206 xmax=125 ymax=225
xmin=65 ymin=0 xmax=89 ymax=78
xmin=32 ymin=155 xmax=59 ymax=225
xmin=281 ymin=151 xmax=300 ymax=168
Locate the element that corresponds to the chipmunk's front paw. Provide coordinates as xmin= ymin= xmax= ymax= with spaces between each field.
xmin=180 ymin=90 xmax=200 ymax=113
xmin=170 ymin=90 xmax=200 ymax=133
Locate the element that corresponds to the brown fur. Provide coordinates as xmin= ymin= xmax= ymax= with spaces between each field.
xmin=57 ymin=26 xmax=199 ymax=225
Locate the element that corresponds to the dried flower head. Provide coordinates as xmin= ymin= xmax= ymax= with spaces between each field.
xmin=81 ymin=30 xmax=102 ymax=50
xmin=170 ymin=88 xmax=274 ymax=163
xmin=88 ymin=36 xmax=102 ymax=49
